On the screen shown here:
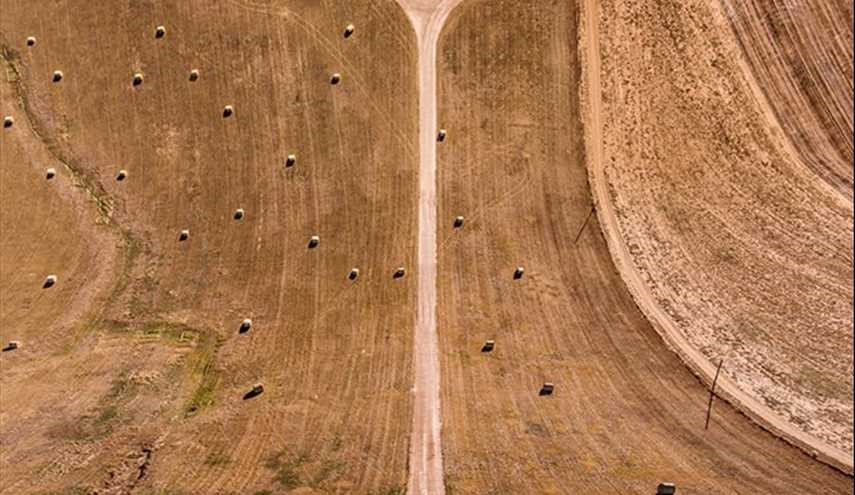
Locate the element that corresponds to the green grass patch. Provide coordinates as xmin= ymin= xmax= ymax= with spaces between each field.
xmin=184 ymin=333 xmax=221 ymax=417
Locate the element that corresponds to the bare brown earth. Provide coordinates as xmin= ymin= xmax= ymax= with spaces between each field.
xmin=588 ymin=0 xmax=854 ymax=465
xmin=436 ymin=0 xmax=852 ymax=493
xmin=0 ymin=1 xmax=418 ymax=493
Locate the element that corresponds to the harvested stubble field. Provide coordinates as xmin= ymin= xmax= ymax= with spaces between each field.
xmin=436 ymin=0 xmax=851 ymax=492
xmin=1 ymin=0 xmax=418 ymax=493
xmin=590 ymin=0 xmax=853 ymax=467
xmin=0 ymin=0 xmax=852 ymax=493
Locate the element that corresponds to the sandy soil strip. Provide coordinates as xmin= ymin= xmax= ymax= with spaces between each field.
xmin=394 ymin=1 xmax=464 ymax=493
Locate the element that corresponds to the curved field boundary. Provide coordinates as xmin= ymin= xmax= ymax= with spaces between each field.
xmin=580 ymin=0 xmax=853 ymax=475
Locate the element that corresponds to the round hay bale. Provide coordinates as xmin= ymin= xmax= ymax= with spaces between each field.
xmin=453 ymin=216 xmax=464 ymax=228
xmin=437 ymin=129 xmax=447 ymax=142
xmin=513 ymin=266 xmax=525 ymax=280
xmin=330 ymin=73 xmax=341 ymax=85
xmin=46 ymin=168 xmax=56 ymax=180
xmin=239 ymin=318 xmax=252 ymax=333
xmin=223 ymin=105 xmax=234 ymax=118
xmin=189 ymin=69 xmax=199 ymax=82
xmin=285 ymin=154 xmax=297 ymax=168
xmin=539 ymin=382 xmax=554 ymax=396
xmin=348 ymin=268 xmax=359 ymax=281
xmin=43 ymin=274 xmax=57 ymax=288
xmin=155 ymin=26 xmax=166 ymax=39
xmin=344 ymin=24 xmax=355 ymax=38
xmin=656 ymin=483 xmax=677 ymax=495
xmin=116 ymin=169 xmax=127 ymax=181
xmin=179 ymin=229 xmax=190 ymax=241
xmin=393 ymin=267 xmax=406 ymax=279
xmin=233 ymin=208 xmax=245 ymax=220
xmin=132 ymin=73 xmax=144 ymax=86
xmin=52 ymin=70 xmax=63 ymax=82
xmin=26 ymin=36 xmax=36 ymax=47
xmin=308 ymin=235 xmax=320 ymax=249
xmin=3 ymin=116 xmax=13 ymax=129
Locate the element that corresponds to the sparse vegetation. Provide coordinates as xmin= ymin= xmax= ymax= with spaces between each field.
xmin=204 ymin=451 xmax=231 ymax=466
xmin=369 ymin=486 xmax=406 ymax=495
xmin=266 ymin=451 xmax=307 ymax=490
xmin=46 ymin=370 xmax=137 ymax=442
xmin=184 ymin=333 xmax=221 ymax=417
xmin=313 ymin=458 xmax=346 ymax=485
xmin=140 ymin=489 xmax=188 ymax=495
xmin=39 ymin=487 xmax=91 ymax=495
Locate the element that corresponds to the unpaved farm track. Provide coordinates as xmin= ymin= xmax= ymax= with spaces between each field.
xmin=1 ymin=1 xmax=418 ymax=493
xmin=436 ymin=0 xmax=852 ymax=492
xmin=394 ymin=1 xmax=463 ymax=494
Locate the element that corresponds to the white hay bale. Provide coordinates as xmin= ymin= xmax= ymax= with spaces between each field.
xmin=437 ymin=129 xmax=447 ymax=142
xmin=393 ymin=267 xmax=406 ymax=279
xmin=453 ymin=216 xmax=464 ymax=228
xmin=132 ymin=73 xmax=144 ymax=86
xmin=514 ymin=266 xmax=525 ymax=279
xmin=189 ymin=69 xmax=199 ymax=82
xmin=223 ymin=105 xmax=234 ymax=118
xmin=330 ymin=73 xmax=341 ymax=85
xmin=116 ymin=169 xmax=127 ymax=181
xmin=3 ymin=116 xmax=13 ymax=128
xmin=52 ymin=70 xmax=63 ymax=82
xmin=348 ymin=268 xmax=359 ymax=281
xmin=308 ymin=235 xmax=320 ymax=248
xmin=233 ymin=208 xmax=245 ymax=220
xmin=26 ymin=36 xmax=36 ymax=47
xmin=344 ymin=24 xmax=355 ymax=38
xmin=240 ymin=318 xmax=252 ymax=333
xmin=43 ymin=274 xmax=57 ymax=288
xmin=179 ymin=229 xmax=190 ymax=241
xmin=285 ymin=154 xmax=297 ymax=168
xmin=46 ymin=168 xmax=56 ymax=180
xmin=155 ymin=26 xmax=166 ymax=38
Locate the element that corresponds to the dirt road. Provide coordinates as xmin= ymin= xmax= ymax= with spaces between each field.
xmin=394 ymin=1 xmax=463 ymax=493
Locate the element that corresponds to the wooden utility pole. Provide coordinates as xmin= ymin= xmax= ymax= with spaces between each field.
xmin=705 ymin=359 xmax=724 ymax=430
xmin=574 ymin=205 xmax=596 ymax=244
